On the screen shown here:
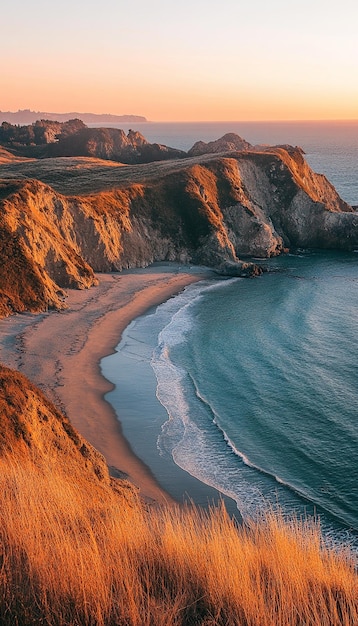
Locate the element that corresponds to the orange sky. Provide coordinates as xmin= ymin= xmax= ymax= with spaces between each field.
xmin=1 ymin=0 xmax=357 ymax=121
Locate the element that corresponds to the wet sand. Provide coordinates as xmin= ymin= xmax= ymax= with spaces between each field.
xmin=0 ymin=265 xmax=211 ymax=504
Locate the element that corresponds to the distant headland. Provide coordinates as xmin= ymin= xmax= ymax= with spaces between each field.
xmin=0 ymin=109 xmax=147 ymax=125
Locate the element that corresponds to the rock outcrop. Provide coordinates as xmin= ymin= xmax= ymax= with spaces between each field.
xmin=188 ymin=133 xmax=252 ymax=156
xmin=0 ymin=141 xmax=357 ymax=316
xmin=48 ymin=126 xmax=187 ymax=163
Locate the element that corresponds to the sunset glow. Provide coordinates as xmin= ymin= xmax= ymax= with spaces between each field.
xmin=2 ymin=0 xmax=357 ymax=121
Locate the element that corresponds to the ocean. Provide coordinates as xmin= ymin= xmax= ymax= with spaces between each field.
xmin=101 ymin=121 xmax=358 ymax=547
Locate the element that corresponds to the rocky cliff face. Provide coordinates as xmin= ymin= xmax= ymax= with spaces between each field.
xmin=47 ymin=127 xmax=187 ymax=163
xmin=0 ymin=144 xmax=356 ymax=316
xmin=225 ymin=146 xmax=355 ymax=252
xmin=0 ymin=179 xmax=96 ymax=316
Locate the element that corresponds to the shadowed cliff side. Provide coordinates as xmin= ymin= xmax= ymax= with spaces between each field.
xmin=0 ymin=121 xmax=186 ymax=163
xmin=0 ymin=144 xmax=357 ymax=316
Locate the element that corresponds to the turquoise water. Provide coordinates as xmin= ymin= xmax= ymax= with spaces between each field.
xmin=102 ymin=252 xmax=358 ymax=546
xmin=155 ymin=252 xmax=358 ymax=527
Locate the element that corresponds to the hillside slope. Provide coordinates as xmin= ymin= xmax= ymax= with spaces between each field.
xmin=0 ymin=363 xmax=357 ymax=625
xmin=0 ymin=364 xmax=135 ymax=495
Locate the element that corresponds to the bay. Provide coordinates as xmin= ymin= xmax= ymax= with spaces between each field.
xmin=101 ymin=122 xmax=358 ymax=548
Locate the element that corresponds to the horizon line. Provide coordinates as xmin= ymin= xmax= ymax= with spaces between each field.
xmin=1 ymin=109 xmax=358 ymax=125
xmin=145 ymin=118 xmax=358 ymax=124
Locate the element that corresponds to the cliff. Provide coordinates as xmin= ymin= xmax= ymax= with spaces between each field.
xmin=1 ymin=137 xmax=358 ymax=625
xmin=0 ymin=141 xmax=356 ymax=316
xmin=46 ymin=126 xmax=186 ymax=163
xmin=0 ymin=179 xmax=96 ymax=316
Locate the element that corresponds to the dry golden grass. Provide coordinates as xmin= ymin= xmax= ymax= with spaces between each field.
xmin=0 ymin=151 xmax=248 ymax=196
xmin=0 ymin=451 xmax=357 ymax=626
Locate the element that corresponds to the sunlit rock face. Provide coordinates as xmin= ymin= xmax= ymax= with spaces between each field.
xmin=0 ymin=142 xmax=356 ymax=315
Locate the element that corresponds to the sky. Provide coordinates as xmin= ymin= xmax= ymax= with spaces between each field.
xmin=1 ymin=0 xmax=357 ymax=121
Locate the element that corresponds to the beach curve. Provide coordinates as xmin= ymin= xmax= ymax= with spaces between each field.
xmin=0 ymin=264 xmax=211 ymax=504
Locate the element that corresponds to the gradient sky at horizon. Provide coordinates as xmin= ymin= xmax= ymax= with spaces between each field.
xmin=1 ymin=0 xmax=357 ymax=121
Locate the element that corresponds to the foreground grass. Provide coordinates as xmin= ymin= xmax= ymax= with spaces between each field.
xmin=0 ymin=454 xmax=357 ymax=626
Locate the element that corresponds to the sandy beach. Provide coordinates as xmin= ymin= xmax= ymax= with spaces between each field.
xmin=0 ymin=265 xmax=211 ymax=504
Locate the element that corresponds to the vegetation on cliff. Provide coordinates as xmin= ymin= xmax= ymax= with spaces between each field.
xmin=0 ymin=364 xmax=357 ymax=626
xmin=0 ymin=118 xmax=86 ymax=148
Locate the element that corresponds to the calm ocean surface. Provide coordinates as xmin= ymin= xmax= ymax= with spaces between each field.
xmin=101 ymin=122 xmax=358 ymax=547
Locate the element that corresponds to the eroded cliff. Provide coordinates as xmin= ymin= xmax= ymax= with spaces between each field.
xmin=0 ymin=142 xmax=357 ymax=316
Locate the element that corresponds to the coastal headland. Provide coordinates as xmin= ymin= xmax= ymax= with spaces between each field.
xmin=1 ymin=130 xmax=357 ymax=318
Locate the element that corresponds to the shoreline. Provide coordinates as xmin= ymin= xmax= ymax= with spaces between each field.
xmin=0 ymin=265 xmax=216 ymax=504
